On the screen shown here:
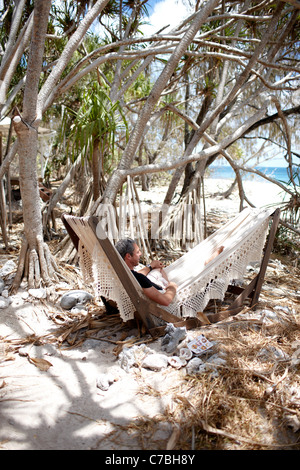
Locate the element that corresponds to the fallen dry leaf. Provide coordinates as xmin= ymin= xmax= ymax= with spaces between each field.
xmin=28 ymin=356 xmax=53 ymax=371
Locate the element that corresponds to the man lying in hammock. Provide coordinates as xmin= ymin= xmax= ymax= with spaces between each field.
xmin=115 ymin=238 xmax=224 ymax=308
xmin=115 ymin=238 xmax=177 ymax=307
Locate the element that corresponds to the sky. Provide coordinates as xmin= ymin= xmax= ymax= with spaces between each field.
xmin=143 ymin=0 xmax=191 ymax=35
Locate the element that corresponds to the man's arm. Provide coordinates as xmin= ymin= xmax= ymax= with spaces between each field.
xmin=138 ymin=259 xmax=164 ymax=276
xmin=142 ymin=282 xmax=177 ymax=307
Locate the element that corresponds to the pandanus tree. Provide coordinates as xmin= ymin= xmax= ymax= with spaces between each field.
xmin=3 ymin=0 xmax=113 ymax=291
xmin=1 ymin=0 xmax=154 ymax=289
xmin=64 ymin=81 xmax=128 ymax=204
xmin=94 ymin=0 xmax=221 ymax=208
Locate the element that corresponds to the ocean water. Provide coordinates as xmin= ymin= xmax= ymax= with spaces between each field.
xmin=208 ymin=165 xmax=298 ymax=185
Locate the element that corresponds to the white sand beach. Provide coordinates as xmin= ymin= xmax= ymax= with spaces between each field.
xmin=0 ymin=177 xmax=299 ymax=451
xmin=137 ymin=177 xmax=287 ymax=215
xmin=204 ymin=177 xmax=286 ymax=213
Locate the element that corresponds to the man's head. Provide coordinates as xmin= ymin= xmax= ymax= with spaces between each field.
xmin=115 ymin=238 xmax=141 ymax=269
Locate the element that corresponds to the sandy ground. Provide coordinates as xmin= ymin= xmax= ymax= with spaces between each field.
xmin=0 ymin=177 xmax=298 ymax=451
xmin=138 ymin=177 xmax=286 ymax=213
xmin=203 ymin=177 xmax=287 ymax=213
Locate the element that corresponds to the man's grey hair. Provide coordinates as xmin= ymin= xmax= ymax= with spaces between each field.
xmin=115 ymin=238 xmax=136 ymax=259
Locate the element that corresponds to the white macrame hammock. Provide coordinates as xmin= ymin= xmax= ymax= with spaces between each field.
xmin=65 ymin=207 xmax=274 ymax=322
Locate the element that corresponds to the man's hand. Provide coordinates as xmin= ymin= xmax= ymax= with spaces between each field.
xmin=166 ymin=281 xmax=177 ymax=291
xmin=150 ymin=260 xmax=164 ymax=270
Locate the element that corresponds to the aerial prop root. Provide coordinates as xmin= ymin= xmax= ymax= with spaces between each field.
xmin=11 ymin=234 xmax=59 ymax=293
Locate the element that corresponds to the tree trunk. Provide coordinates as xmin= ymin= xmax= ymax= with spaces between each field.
xmin=92 ymin=137 xmax=101 ymax=201
xmin=138 ymin=142 xmax=148 ymax=191
xmin=11 ymin=0 xmax=58 ymax=292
